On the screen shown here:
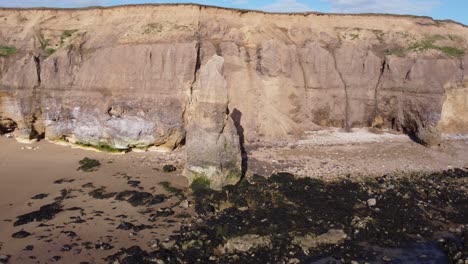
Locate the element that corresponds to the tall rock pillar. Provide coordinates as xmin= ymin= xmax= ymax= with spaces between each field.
xmin=184 ymin=54 xmax=242 ymax=190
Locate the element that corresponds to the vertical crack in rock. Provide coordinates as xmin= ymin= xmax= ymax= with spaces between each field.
xmin=374 ymin=57 xmax=387 ymax=117
xmin=181 ymin=41 xmax=201 ymax=127
xmin=181 ymin=13 xmax=202 ymax=134
xmin=460 ymin=57 xmax=465 ymax=81
xmin=330 ymin=51 xmax=350 ymax=132
xmin=255 ymin=47 xmax=263 ymax=74
xmin=296 ymin=49 xmax=312 ymax=120
xmin=404 ymin=68 xmax=412 ymax=81
xmin=26 ymin=55 xmax=44 ymax=141
xmin=33 ymin=55 xmax=41 ymax=86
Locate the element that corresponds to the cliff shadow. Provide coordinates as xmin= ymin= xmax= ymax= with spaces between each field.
xmin=231 ymin=108 xmax=248 ymax=177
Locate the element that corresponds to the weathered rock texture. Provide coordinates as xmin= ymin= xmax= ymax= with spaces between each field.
xmin=184 ymin=54 xmax=242 ymax=190
xmin=1 ymin=4 xmax=468 ymax=184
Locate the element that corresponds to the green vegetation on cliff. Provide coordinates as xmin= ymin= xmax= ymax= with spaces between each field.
xmin=0 ymin=46 xmax=16 ymax=57
xmin=75 ymin=141 xmax=128 ymax=153
xmin=387 ymin=34 xmax=465 ymax=57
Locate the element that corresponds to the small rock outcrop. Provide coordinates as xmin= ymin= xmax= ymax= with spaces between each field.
xmin=293 ymin=229 xmax=347 ymax=252
xmin=222 ymin=234 xmax=272 ymax=254
xmin=184 ymin=55 xmax=242 ymax=190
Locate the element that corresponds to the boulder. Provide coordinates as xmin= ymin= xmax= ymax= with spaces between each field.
xmin=293 ymin=229 xmax=347 ymax=252
xmin=223 ymin=234 xmax=272 ymax=254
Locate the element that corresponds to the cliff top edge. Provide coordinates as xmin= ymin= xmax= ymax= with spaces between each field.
xmin=0 ymin=3 xmax=466 ymax=28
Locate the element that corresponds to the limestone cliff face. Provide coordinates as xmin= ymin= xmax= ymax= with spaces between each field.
xmin=0 ymin=5 xmax=467 ymax=150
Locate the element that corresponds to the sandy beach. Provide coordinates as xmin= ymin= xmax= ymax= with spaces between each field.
xmin=0 ymin=136 xmax=191 ymax=263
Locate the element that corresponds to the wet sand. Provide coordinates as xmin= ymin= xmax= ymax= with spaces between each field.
xmin=0 ymin=136 xmax=192 ymax=263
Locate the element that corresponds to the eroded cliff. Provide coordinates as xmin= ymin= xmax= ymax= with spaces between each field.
xmin=0 ymin=4 xmax=468 ymax=185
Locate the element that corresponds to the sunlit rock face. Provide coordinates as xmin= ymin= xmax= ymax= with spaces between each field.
xmin=184 ymin=54 xmax=242 ymax=190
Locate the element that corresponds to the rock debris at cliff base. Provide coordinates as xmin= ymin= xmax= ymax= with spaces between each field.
xmin=140 ymin=169 xmax=467 ymax=264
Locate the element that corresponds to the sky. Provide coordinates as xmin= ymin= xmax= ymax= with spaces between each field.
xmin=0 ymin=0 xmax=466 ymax=25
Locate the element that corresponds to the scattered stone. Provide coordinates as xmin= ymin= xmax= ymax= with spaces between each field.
xmin=367 ymin=198 xmax=377 ymax=207
xmin=88 ymin=188 xmax=116 ymax=199
xmin=0 ymin=255 xmax=10 ymax=264
xmin=223 ymin=234 xmax=272 ymax=254
xmin=12 ymin=230 xmax=32 ymax=238
xmin=180 ymin=199 xmax=189 ymax=208
xmin=156 ymin=208 xmax=174 ymax=217
xmin=31 ymin=193 xmax=49 ymax=200
xmin=163 ymin=165 xmax=177 ymax=173
xmin=293 ymin=229 xmax=347 ymax=251
xmin=61 ymin=244 xmax=72 ymax=251
xmin=14 ymin=202 xmax=63 ymax=226
xmin=61 ymin=231 xmax=77 ymax=238
xmin=115 ymin=190 xmax=166 ymax=206
xmin=53 ymin=178 xmax=75 ymax=184
xmin=116 ymin=222 xmax=151 ymax=232
xmin=95 ymin=242 xmax=113 ymax=250
xmin=117 ymin=221 xmax=135 ymax=231
xmin=382 ymin=256 xmax=392 ymax=262
xmin=127 ymin=180 xmax=141 ymax=188
xmin=24 ymin=245 xmax=34 ymax=251
xmin=51 ymin=256 xmax=61 ymax=262
xmin=160 ymin=240 xmax=176 ymax=250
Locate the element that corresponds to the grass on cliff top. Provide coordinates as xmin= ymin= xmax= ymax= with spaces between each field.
xmin=0 ymin=46 xmax=16 ymax=57
xmin=387 ymin=34 xmax=465 ymax=57
xmin=142 ymin=23 xmax=163 ymax=34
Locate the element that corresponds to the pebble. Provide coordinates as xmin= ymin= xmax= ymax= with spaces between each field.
xmin=367 ymin=198 xmax=377 ymax=207
xmin=24 ymin=245 xmax=34 ymax=251
xmin=382 ymin=256 xmax=392 ymax=262
xmin=180 ymin=200 xmax=189 ymax=208
xmin=11 ymin=230 xmax=32 ymax=239
xmin=0 ymin=255 xmax=10 ymax=264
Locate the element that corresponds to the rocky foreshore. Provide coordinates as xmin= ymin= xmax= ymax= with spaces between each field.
xmin=0 ymin=136 xmax=467 ymax=263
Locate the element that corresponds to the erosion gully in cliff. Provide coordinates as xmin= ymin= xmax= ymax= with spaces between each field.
xmin=0 ymin=4 xmax=468 ymax=263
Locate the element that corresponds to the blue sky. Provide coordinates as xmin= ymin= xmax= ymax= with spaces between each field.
xmin=0 ymin=0 xmax=466 ymax=25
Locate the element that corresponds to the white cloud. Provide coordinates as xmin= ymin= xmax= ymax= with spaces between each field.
xmin=262 ymin=0 xmax=311 ymax=12
xmin=326 ymin=0 xmax=438 ymax=15
xmin=0 ymin=0 xmax=104 ymax=8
